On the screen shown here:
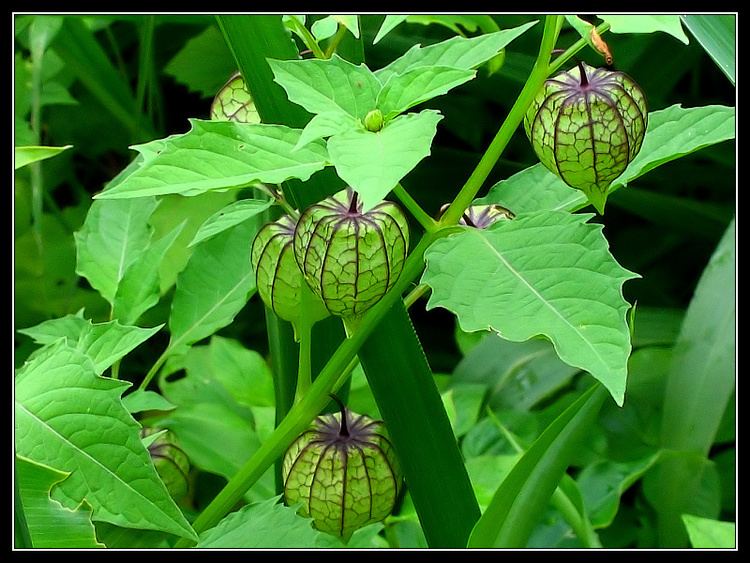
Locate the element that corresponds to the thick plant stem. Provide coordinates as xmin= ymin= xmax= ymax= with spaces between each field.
xmin=439 ymin=15 xmax=563 ymax=226
xmin=293 ymin=322 xmax=313 ymax=404
xmin=324 ymin=23 xmax=349 ymax=58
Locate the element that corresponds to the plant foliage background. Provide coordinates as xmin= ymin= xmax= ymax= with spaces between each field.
xmin=14 ymin=14 xmax=735 ymax=549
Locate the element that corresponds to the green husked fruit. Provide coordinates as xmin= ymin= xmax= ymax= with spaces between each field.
xmin=440 ymin=203 xmax=515 ymax=228
xmin=210 ymin=71 xmax=260 ymax=124
xmin=140 ymin=428 xmax=190 ymax=501
xmin=524 ymin=61 xmax=647 ymax=213
xmin=293 ymin=188 xmax=409 ymax=318
xmin=282 ymin=399 xmax=402 ymax=537
xmin=251 ymin=215 xmax=329 ymax=327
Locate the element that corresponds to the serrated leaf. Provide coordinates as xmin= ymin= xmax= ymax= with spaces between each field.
xmin=376 ymin=22 xmax=537 ymax=82
xmin=14 ymin=144 xmax=73 ymax=170
xmin=74 ymin=197 xmax=158 ymax=303
xmin=422 ymin=211 xmax=639 ymax=405
xmin=94 ymin=121 xmax=329 ymax=200
xmin=15 ymin=455 xmax=104 ymax=548
xmin=189 ymin=198 xmax=272 ymax=247
xmin=327 ymin=110 xmax=443 ymax=211
xmin=14 ymin=340 xmax=197 ymax=540
xmin=167 ymin=219 xmax=259 ymax=355
xmin=294 ymin=111 xmax=357 ymax=151
xmin=600 ymin=15 xmax=689 ymax=44
xmin=18 ymin=315 xmax=162 ymax=375
xmin=113 ymin=222 xmax=186 ymax=325
xmin=682 ymin=515 xmax=736 ymax=548
xmin=269 ymin=55 xmax=381 ymax=120
xmin=373 ymin=15 xmax=409 ymax=44
xmin=377 ymin=66 xmax=475 ymax=118
xmin=480 ymin=104 xmax=736 ymax=214
xmin=121 ymin=390 xmax=176 ymax=414
xmin=197 ymin=495 xmax=357 ymax=547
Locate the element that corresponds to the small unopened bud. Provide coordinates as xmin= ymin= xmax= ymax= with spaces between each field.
xmin=364 ymin=109 xmax=384 ymax=132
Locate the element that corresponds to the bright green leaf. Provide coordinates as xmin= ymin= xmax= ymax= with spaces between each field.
xmin=14 ymin=340 xmax=197 ymax=540
xmin=17 ymin=315 xmax=162 ymax=375
xmin=15 ymin=455 xmax=104 ymax=548
xmin=327 ymin=110 xmax=443 ymax=211
xmin=376 ymin=66 xmax=475 ymax=118
xmin=14 ymin=145 xmax=72 ymax=170
xmin=682 ymin=515 xmax=735 ymax=548
xmin=331 ymin=15 xmax=360 ymax=39
xmin=269 ymin=55 xmax=381 ymax=120
xmin=94 ymin=121 xmax=329 ymax=200
xmin=189 ymin=198 xmax=272 ymax=247
xmin=423 ymin=211 xmax=639 ymax=406
xmin=74 ymin=197 xmax=158 ymax=303
xmin=600 ymin=15 xmax=689 ymax=44
xmin=440 ymin=383 xmax=486 ymax=438
xmin=113 ymin=222 xmax=186 ymax=325
xmin=681 ymin=15 xmax=735 ymax=85
xmin=121 ymin=390 xmax=176 ymax=414
xmin=167 ymin=219 xmax=260 ymax=355
xmin=376 ymin=22 xmax=537 ymax=82
xmin=294 ymin=111 xmax=358 ymax=150
xmin=311 ymin=16 xmax=337 ymax=42
xmin=373 ymin=15 xmax=408 ymax=44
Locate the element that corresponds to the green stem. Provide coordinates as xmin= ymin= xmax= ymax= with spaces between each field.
xmin=111 ymin=359 xmax=121 ymax=381
xmin=403 ymin=283 xmax=430 ymax=309
xmin=288 ymin=18 xmax=326 ymax=59
xmin=29 ymin=34 xmax=44 ymax=253
xmin=293 ymin=322 xmax=313 ymax=404
xmin=439 ymin=15 xmax=562 ymax=226
xmin=393 ymin=183 xmax=437 ymax=233
xmin=324 ymin=23 xmax=349 ymax=58
xmin=138 ymin=348 xmax=170 ymax=391
xmin=14 ymin=463 xmax=32 ymax=548
xmin=549 ymin=22 xmax=611 ymax=75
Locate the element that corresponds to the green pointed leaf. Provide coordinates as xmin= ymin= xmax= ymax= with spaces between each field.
xmin=189 ymin=198 xmax=273 ymax=247
xmin=311 ymin=16 xmax=338 ymax=42
xmin=376 ymin=22 xmax=537 ymax=82
xmin=468 ymin=384 xmax=608 ymax=547
xmin=269 ymin=55 xmax=381 ymax=120
xmin=113 ymin=222 xmax=186 ymax=325
xmin=294 ymin=111 xmax=358 ymax=151
xmin=599 ymin=15 xmax=689 ymax=44
xmin=682 ymin=515 xmax=736 ymax=548
xmin=94 ymin=121 xmax=329 ymax=199
xmin=168 ymin=219 xmax=260 ymax=355
xmin=681 ymin=15 xmax=735 ymax=85
xmin=373 ymin=15 xmax=409 ymax=44
xmin=422 ymin=211 xmax=639 ymax=405
xmin=18 ymin=315 xmax=162 ymax=375
xmin=15 ymin=455 xmax=104 ymax=548
xmin=480 ymin=104 xmax=736 ymax=214
xmin=377 ymin=66 xmax=475 ymax=118
xmin=327 ymin=110 xmax=443 ymax=211
xmin=331 ymin=15 xmax=360 ymax=39
xmin=75 ymin=197 xmax=159 ymax=303
xmin=15 ymin=340 xmax=197 ymax=540
xmin=121 ymin=390 xmax=176 ymax=414
xmin=14 ymin=144 xmax=73 ymax=170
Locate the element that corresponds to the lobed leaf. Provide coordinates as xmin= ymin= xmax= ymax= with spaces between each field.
xmin=14 ymin=340 xmax=196 ymax=540
xmin=423 ymin=211 xmax=639 ymax=405
xmin=94 ymin=121 xmax=329 ymax=200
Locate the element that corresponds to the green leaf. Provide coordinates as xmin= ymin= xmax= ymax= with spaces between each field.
xmin=197 ymin=496 xmax=336 ymax=548
xmin=466 ymin=454 xmax=520 ymax=511
xmin=468 ymin=383 xmax=608 ymax=547
xmin=681 ymin=15 xmax=735 ymax=85
xmin=423 ymin=211 xmax=639 ymax=406
xmin=310 ymin=15 xmax=338 ymax=42
xmin=14 ymin=144 xmax=72 ymax=170
xmin=294 ymin=111 xmax=358 ymax=150
xmin=164 ymin=25 xmax=237 ymax=98
xmin=189 ymin=198 xmax=272 ymax=247
xmin=95 ymin=121 xmax=329 ymax=200
xmin=15 ymin=455 xmax=103 ymax=548
xmin=406 ymin=15 xmax=500 ymax=36
xmin=577 ymin=453 xmax=661 ymax=528
xmin=269 ymin=55 xmax=381 ymax=120
xmin=167 ymin=219 xmax=260 ymax=355
xmin=121 ymin=390 xmax=176 ymax=414
xmin=373 ymin=15 xmax=409 ymax=44
xmin=440 ymin=383 xmax=486 ymax=438
xmin=327 ymin=110 xmax=443 ymax=211
xmin=331 ymin=15 xmax=360 ymax=39
xmin=75 ymin=197 xmax=159 ymax=303
xmin=15 ymin=340 xmax=197 ymax=540
xmin=480 ymin=104 xmax=736 ymax=214
xmin=682 ymin=515 xmax=735 ymax=548
xmin=599 ymin=15 xmax=690 ymax=44
xmin=376 ymin=66 xmax=475 ymax=118
xmin=376 ymin=22 xmax=537 ymax=82
xmin=17 ymin=315 xmax=162 ymax=375
xmin=93 ymin=522 xmax=170 ymax=548
xmin=113 ymin=222 xmax=186 ymax=325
